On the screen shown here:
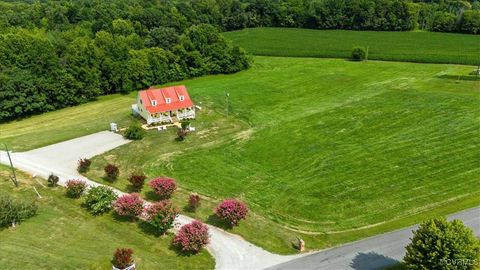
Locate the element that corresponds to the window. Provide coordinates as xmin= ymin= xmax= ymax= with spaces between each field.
xmin=166 ymin=98 xmax=171 ymax=104
xmin=151 ymin=100 xmax=157 ymax=106
xmin=140 ymin=99 xmax=143 ymax=104
xmin=179 ymin=95 xmax=185 ymax=101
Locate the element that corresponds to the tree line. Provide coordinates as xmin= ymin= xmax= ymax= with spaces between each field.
xmin=0 ymin=0 xmax=251 ymax=121
xmin=0 ymin=0 xmax=478 ymax=121
xmin=1 ymin=0 xmax=478 ymax=33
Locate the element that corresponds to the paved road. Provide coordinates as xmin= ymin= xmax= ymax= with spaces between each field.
xmin=267 ymin=207 xmax=480 ymax=270
xmin=0 ymin=131 xmax=302 ymax=270
xmin=1 ymin=131 xmax=478 ymax=270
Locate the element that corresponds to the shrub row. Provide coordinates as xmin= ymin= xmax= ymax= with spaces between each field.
xmin=62 ymin=168 xmax=247 ymax=255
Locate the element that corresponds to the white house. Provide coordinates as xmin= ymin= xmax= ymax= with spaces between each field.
xmin=132 ymin=85 xmax=195 ymax=124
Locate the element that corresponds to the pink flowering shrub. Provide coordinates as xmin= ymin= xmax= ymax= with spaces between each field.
xmin=65 ymin=179 xmax=87 ymax=198
xmin=144 ymin=200 xmax=178 ymax=235
xmin=148 ymin=177 xmax=177 ymax=199
xmin=172 ymin=220 xmax=209 ymax=253
xmin=114 ymin=193 xmax=144 ymax=218
xmin=215 ymin=199 xmax=248 ymax=226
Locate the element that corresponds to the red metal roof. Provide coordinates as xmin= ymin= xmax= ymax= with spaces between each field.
xmin=139 ymin=85 xmax=194 ymax=114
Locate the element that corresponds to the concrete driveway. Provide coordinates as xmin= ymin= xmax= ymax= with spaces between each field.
xmin=4 ymin=131 xmax=130 ymax=178
xmin=0 ymin=131 xmax=303 ymax=270
xmin=1 ymin=131 xmax=478 ymax=270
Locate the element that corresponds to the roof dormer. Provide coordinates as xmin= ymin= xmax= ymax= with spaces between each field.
xmin=165 ymin=98 xmax=171 ymax=104
xmin=179 ymin=95 xmax=185 ymax=101
xmin=151 ymin=100 xmax=157 ymax=106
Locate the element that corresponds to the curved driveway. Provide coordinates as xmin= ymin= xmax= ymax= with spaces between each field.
xmin=0 ymin=131 xmax=302 ymax=270
xmin=1 ymin=131 xmax=478 ymax=270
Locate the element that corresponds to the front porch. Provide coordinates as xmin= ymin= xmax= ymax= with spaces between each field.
xmin=147 ymin=107 xmax=195 ymax=125
xmin=147 ymin=114 xmax=173 ymax=124
xmin=177 ymin=108 xmax=196 ymax=120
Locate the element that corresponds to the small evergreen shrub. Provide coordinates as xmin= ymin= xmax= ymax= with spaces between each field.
xmin=114 ymin=193 xmax=144 ymax=218
xmin=0 ymin=195 xmax=38 ymax=228
xmin=144 ymin=200 xmax=179 ymax=235
xmin=215 ymin=199 xmax=248 ymax=227
xmin=104 ymin=164 xmax=120 ymax=181
xmin=172 ymin=220 xmax=209 ymax=253
xmin=47 ymin=173 xmax=59 ymax=187
xmin=351 ymin=47 xmax=367 ymax=61
xmin=188 ymin=194 xmax=201 ymax=212
xmin=112 ymin=248 xmax=134 ymax=269
xmin=84 ymin=186 xmax=118 ymax=215
xmin=65 ymin=179 xmax=87 ymax=198
xmin=404 ymin=218 xmax=480 ymax=269
xmin=124 ymin=123 xmax=145 ymax=140
xmin=128 ymin=173 xmax=146 ymax=190
xmin=148 ymin=177 xmax=177 ymax=199
xmin=77 ymin=158 xmax=91 ymax=173
xmin=181 ymin=121 xmax=190 ymax=130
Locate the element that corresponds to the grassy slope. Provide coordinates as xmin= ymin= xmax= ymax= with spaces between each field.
xmin=0 ymin=94 xmax=135 ymax=152
xmin=81 ymin=57 xmax=479 ymax=252
xmin=0 ymin=165 xmax=214 ymax=269
xmin=1 ymin=57 xmax=479 ymax=254
xmin=223 ymin=28 xmax=480 ymax=65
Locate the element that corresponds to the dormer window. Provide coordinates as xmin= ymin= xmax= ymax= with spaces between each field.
xmin=151 ymin=100 xmax=157 ymax=106
xmin=166 ymin=98 xmax=171 ymax=104
xmin=179 ymin=95 xmax=185 ymax=101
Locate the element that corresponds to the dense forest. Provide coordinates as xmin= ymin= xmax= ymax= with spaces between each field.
xmin=0 ymin=0 xmax=479 ymax=121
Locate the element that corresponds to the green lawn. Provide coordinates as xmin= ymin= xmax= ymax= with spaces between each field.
xmin=224 ymin=28 xmax=480 ymax=65
xmin=0 ymin=165 xmax=214 ymax=269
xmin=83 ymin=57 xmax=479 ymax=252
xmin=1 ymin=56 xmax=479 ymax=254
xmin=0 ymin=94 xmax=136 ymax=152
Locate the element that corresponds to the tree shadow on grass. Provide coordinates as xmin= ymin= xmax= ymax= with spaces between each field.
xmin=168 ymin=241 xmax=202 ymax=257
xmin=144 ymin=190 xmax=161 ymax=201
xmin=111 ymin=212 xmax=136 ymax=223
xmin=182 ymin=204 xmax=200 ymax=213
xmin=137 ymin=220 xmax=162 ymax=237
xmin=350 ymin=252 xmax=400 ymax=270
xmin=206 ymin=214 xmax=232 ymax=230
xmin=101 ymin=176 xmax=117 ymax=184
xmin=125 ymin=184 xmax=142 ymax=193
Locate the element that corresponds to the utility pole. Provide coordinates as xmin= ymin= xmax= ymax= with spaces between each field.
xmin=225 ymin=91 xmax=230 ymax=116
xmin=3 ymin=144 xmax=18 ymax=187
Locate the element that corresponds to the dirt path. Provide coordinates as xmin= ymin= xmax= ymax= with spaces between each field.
xmin=0 ymin=131 xmax=303 ymax=270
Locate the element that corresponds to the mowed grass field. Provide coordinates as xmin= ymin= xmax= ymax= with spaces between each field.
xmin=0 ymin=94 xmax=136 ymax=152
xmin=0 ymin=56 xmax=478 ymax=253
xmin=81 ymin=57 xmax=479 ymax=251
xmin=0 ymin=165 xmax=214 ymax=269
xmin=224 ymin=28 xmax=480 ymax=65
